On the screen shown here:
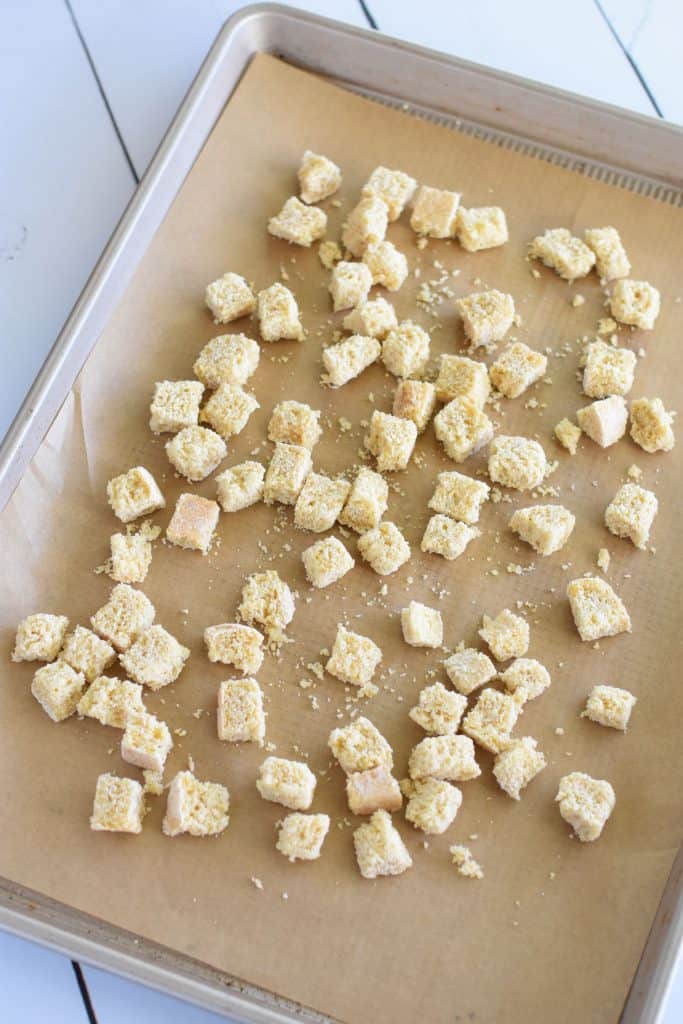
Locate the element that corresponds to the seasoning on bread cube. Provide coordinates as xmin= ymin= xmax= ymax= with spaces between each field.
xmin=205 ymin=272 xmax=255 ymax=324
xmin=263 ymin=442 xmax=312 ymax=506
xmin=493 ymin=737 xmax=546 ymax=800
xmin=429 ymin=470 xmax=490 ymax=525
xmin=31 ymin=661 xmax=86 ymax=721
xmin=326 ymin=624 xmax=382 ymax=688
xmin=362 ymin=166 xmax=417 ymax=220
xmin=462 ymin=688 xmax=525 ymax=754
xmin=216 ymin=461 xmax=265 ymax=512
xmin=268 ymin=400 xmax=322 ymax=450
xmin=509 ymin=504 xmax=575 ymax=556
xmin=500 ymin=658 xmax=550 ymax=700
xmin=630 ymin=397 xmax=675 ymax=453
xmin=294 ymin=473 xmax=350 ymax=533
xmin=357 ymin=521 xmax=411 ymax=576
xmin=582 ymin=684 xmax=637 ymax=731
xmin=576 ymin=395 xmax=628 ymax=449
xmin=610 ymin=279 xmax=660 ymax=330
xmin=605 ymin=483 xmax=657 ymax=549
xmin=435 ymin=354 xmax=490 ymax=407
xmin=556 ymin=771 xmax=615 ymax=842
xmin=402 ymin=778 xmax=462 ymax=834
xmin=163 ymin=770 xmax=230 ymax=837
xmin=401 ymin=601 xmax=443 ymax=648
xmin=276 ymin=812 xmax=331 ymax=861
xmin=302 ymin=536 xmax=355 ymax=589
xmin=381 ymin=321 xmax=430 ymax=378
xmin=329 ymin=260 xmax=373 ymax=312
xmin=218 ymin=678 xmax=266 ymax=744
xmin=91 ymin=584 xmax=155 ymax=652
xmin=582 ymin=340 xmax=636 ymax=399
xmin=257 ymin=283 xmax=304 ymax=342
xmin=121 ymin=711 xmax=173 ymax=772
xmin=193 ymin=333 xmax=260 ymax=389
xmin=421 ymin=515 xmax=480 ymax=561
xmin=238 ymin=570 xmax=295 ymax=637
xmin=456 ymin=206 xmax=508 ymax=251
xmin=107 ymin=466 xmax=165 ymax=523
xmin=12 ymin=613 xmax=69 ymax=663
xmin=77 ymin=674 xmax=145 ymax=728
xmin=529 ymin=228 xmax=595 ymax=280
xmin=268 ymin=195 xmax=327 ymax=246
xmin=329 ymin=716 xmax=393 ymax=774
xmin=342 ymin=195 xmax=389 ymax=257
xmin=204 ymin=623 xmax=264 ymax=675
xmin=149 ymin=380 xmax=204 ymax=434
xmin=479 ymin=609 xmax=529 ymax=661
xmin=488 ymin=435 xmax=547 ymax=491
xmin=392 ymin=379 xmax=436 ymax=433
xmin=489 ymin=341 xmax=547 ymax=399
xmin=365 ymin=410 xmax=417 ymax=472
xmin=567 ymin=576 xmax=631 ymax=642
xmin=346 ymin=766 xmax=402 ymax=816
xmin=409 ymin=682 xmax=467 ymax=735
xmin=362 ymin=240 xmax=409 ymax=291
xmin=408 ymin=734 xmax=480 ymax=782
xmin=165 ymin=426 xmax=227 ymax=482
xmin=455 ymin=290 xmax=515 ymax=349
xmin=353 ymin=809 xmax=412 ymax=879
xmin=256 ymin=756 xmax=316 ymax=810
xmin=339 ymin=467 xmax=388 ymax=533
xmin=166 ymin=493 xmax=220 ymax=553
xmin=120 ymin=624 xmax=189 ymax=690
xmin=200 ymin=383 xmax=259 ymax=439
xmin=410 ymin=185 xmax=460 ymax=238
xmin=298 ymin=150 xmax=341 ymax=204
xmin=434 ymin=397 xmax=494 ymax=463
xmin=61 ymin=626 xmax=116 ymax=683
xmin=322 ymin=334 xmax=381 ymax=387
xmin=444 ymin=648 xmax=496 ymax=696
xmin=109 ymin=532 xmax=153 ymax=584
xmin=584 ymin=227 xmax=631 ymax=280
xmin=343 ymin=297 xmax=397 ymax=339
xmin=554 ymin=418 xmax=581 ymax=455
xmin=90 ymin=774 xmax=145 ymax=834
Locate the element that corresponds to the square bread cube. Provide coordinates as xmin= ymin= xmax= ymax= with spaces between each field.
xmin=326 ymin=624 xmax=382 ymax=687
xmin=362 ymin=240 xmax=409 ymax=292
xmin=218 ymin=678 xmax=266 ymax=744
xmin=583 ymin=340 xmax=636 ymax=399
xmin=488 ymin=435 xmax=547 ymax=491
xmin=329 ymin=260 xmax=372 ymax=312
xmin=529 ymin=228 xmax=595 ymax=280
xmin=429 ymin=470 xmax=490 ymax=524
xmin=91 ymin=584 xmax=155 ymax=652
xmin=256 ymin=756 xmax=316 ymax=810
xmin=329 ymin=716 xmax=393 ymax=774
xmin=109 ymin=532 xmax=153 ymax=584
xmin=479 ymin=609 xmax=529 ymax=661
xmin=12 ymin=613 xmax=68 ymax=663
xmin=409 ymin=682 xmax=467 ymax=735
xmin=444 ymin=648 xmax=496 ymax=696
xmin=216 ymin=461 xmax=264 ymax=512
xmin=90 ymin=774 xmax=145 ymax=834
xmin=582 ymin=684 xmax=637 ymax=731
xmin=276 ymin=812 xmax=331 ymax=861
xmin=357 ymin=521 xmax=411 ymax=576
xmin=500 ymin=658 xmax=551 ymax=700
xmin=554 ymin=418 xmax=581 ymax=455
xmin=163 ymin=770 xmax=230 ymax=837
xmin=204 ymin=623 xmax=264 ymax=675
xmin=408 ymin=734 xmax=480 ymax=782
xmin=149 ymin=380 xmax=204 ymax=434
xmin=493 ymin=737 xmax=546 ymax=800
xmin=322 ymin=334 xmax=381 ymax=387
xmin=576 ymin=396 xmax=628 ymax=448
xmin=120 ymin=624 xmax=190 ymax=690
xmin=421 ymin=516 xmax=480 ymax=560
xmin=31 ymin=661 xmax=86 ymax=721
xmin=584 ymin=227 xmax=631 ymax=280
xmin=257 ymin=283 xmax=304 ymax=342
xmin=342 ymin=195 xmax=388 ymax=257
xmin=410 ymin=185 xmax=460 ymax=238
xmin=346 ymin=766 xmax=402 ymax=816
xmin=402 ymin=777 xmax=462 ymax=834
xmin=462 ymin=687 xmax=525 ymax=754
xmin=434 ymin=397 xmax=494 ymax=463
xmin=365 ymin=410 xmax=417 ymax=472
xmin=456 ymin=290 xmax=515 ymax=349
xmin=610 ymin=279 xmax=660 ymax=330
xmin=264 ymin=442 xmax=312 ymax=505
xmin=61 ymin=626 xmax=116 ymax=683
xmin=489 ymin=342 xmax=548 ymax=399
xmin=268 ymin=400 xmax=322 ymax=450
xmin=362 ymin=166 xmax=417 ymax=220
xmin=567 ymin=576 xmax=631 ymax=642
xmin=107 ymin=466 xmax=165 ymax=523
xmin=381 ymin=321 xmax=430 ymax=379
xmin=121 ymin=711 xmax=173 ymax=772
xmin=435 ymin=354 xmax=490 ymax=407
xmin=268 ymin=195 xmax=327 ymax=247
xmin=605 ymin=482 xmax=657 ymax=548
xmin=166 ymin=493 xmax=220 ymax=553
xmin=302 ymin=536 xmax=354 ymax=588
xmin=193 ymin=333 xmax=260 ymax=389
xmin=165 ymin=426 xmax=227 ymax=482
xmin=200 ymin=383 xmax=259 ymax=439
xmin=339 ymin=467 xmax=388 ymax=533
xmin=509 ymin=503 xmax=576 ymax=556
xmin=450 ymin=845 xmax=484 ymax=879
xmin=556 ymin=771 xmax=615 ymax=841
xmin=353 ymin=809 xmax=412 ymax=879
xmin=205 ymin=272 xmax=255 ymax=324
xmin=401 ymin=601 xmax=443 ymax=648
xmin=343 ymin=297 xmax=397 ymax=339
xmin=630 ymin=397 xmax=675 ymax=453
xmin=294 ymin=473 xmax=350 ymax=533
xmin=238 ymin=570 xmax=295 ymax=636
xmin=298 ymin=149 xmax=341 ymax=204
xmin=392 ymin=379 xmax=436 ymax=433
xmin=77 ymin=674 xmax=145 ymax=728
xmin=456 ymin=206 xmax=508 ymax=252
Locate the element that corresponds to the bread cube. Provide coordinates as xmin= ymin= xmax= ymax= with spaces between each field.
xmin=121 ymin=711 xmax=173 ymax=772
xmin=435 ymin=354 xmax=490 ymax=406
xmin=490 ymin=342 xmax=548 ymax=399
xmin=408 ymin=734 xmax=480 ymax=782
xmin=238 ymin=570 xmax=295 ymax=636
xmin=362 ymin=240 xmax=409 ymax=291
xmin=204 ymin=623 xmax=264 ymax=675
xmin=630 ymin=397 xmax=675 ymax=453
xmin=582 ymin=340 xmax=636 ymax=399
xmin=357 ymin=521 xmax=411 ymax=576
xmin=582 ymin=684 xmax=637 ymax=731
xmin=329 ymin=716 xmax=393 ymax=774
xmin=31 ymin=661 xmax=86 ymax=722
xmin=149 ymin=380 xmax=203 ymax=434
xmin=455 ymin=290 xmax=515 ymax=348
xmin=488 ymin=435 xmax=547 ymax=491
xmin=90 ymin=774 xmax=145 ymax=834
xmin=529 ymin=228 xmax=595 ymax=280
xmin=298 ymin=150 xmax=341 ymax=204
xmin=456 ymin=206 xmax=508 ymax=251
xmin=584 ymin=227 xmax=631 ymax=280
xmin=342 ymin=195 xmax=388 ymax=257
xmin=329 ymin=260 xmax=372 ymax=312
xmin=462 ymin=687 xmax=525 ymax=754
xmin=493 ymin=737 xmax=546 ymax=800
xmin=218 ymin=678 xmax=265 ymax=744
xmin=421 ymin=515 xmax=480 ymax=561
xmin=444 ymin=648 xmax=496 ymax=696
xmin=200 ymin=383 xmax=259 ymax=439
xmin=450 ymin=845 xmax=484 ymax=879
xmin=554 ymin=418 xmax=581 ymax=455
xmin=353 ymin=809 xmax=412 ymax=879
xmin=409 ymin=682 xmax=467 ymax=735
xmin=509 ymin=504 xmax=575 ymax=556
xmin=109 ymin=532 xmax=153 ymax=584
xmin=257 ymin=283 xmax=303 ymax=342
xmin=556 ymin=771 xmax=615 ymax=841
xmin=276 ymin=812 xmax=331 ymax=861
xmin=166 ymin=493 xmax=220 ymax=553
xmin=268 ymin=400 xmax=322 ymax=450
xmin=365 ymin=410 xmax=417 ymax=472
xmin=567 ymin=576 xmax=631 ymax=642
xmin=165 ymin=426 xmax=227 ymax=482
xmin=163 ymin=770 xmax=230 ymax=837
xmin=343 ymin=297 xmax=397 ymax=339
xmin=339 ymin=467 xmax=388 ymax=533
xmin=107 ymin=466 xmax=165 ymax=523
xmin=346 ymin=766 xmax=402 ymax=816
xmin=434 ymin=397 xmax=494 ymax=463
xmin=12 ymin=613 xmax=68 ymax=663
xmin=576 ymin=396 xmax=628 ymax=449
xmin=205 ymin=272 xmax=255 ymax=324
xmin=478 ymin=609 xmax=529 ymax=661
xmin=268 ymin=195 xmax=327 ymax=247
xmin=193 ymin=333 xmax=260 ymax=389
xmin=264 ymin=442 xmax=312 ymax=505
xmin=392 ymin=379 xmax=436 ymax=433
xmin=410 ymin=185 xmax=460 ymax=237
xmin=91 ymin=584 xmax=155 ymax=652
xmin=500 ymin=658 xmax=550 ymax=701
xmin=610 ymin=278 xmax=660 ymax=330
xmin=322 ymin=334 xmax=381 ymax=387
xmin=401 ymin=601 xmax=443 ymax=648
xmin=326 ymin=624 xmax=382 ymax=687
xmin=428 ymin=470 xmax=490 ymax=524
xmin=256 ymin=756 xmax=316 ymax=810
xmin=362 ymin=165 xmax=417 ymax=220
xmin=605 ymin=482 xmax=657 ymax=548
xmin=120 ymin=624 xmax=190 ymax=690
xmin=302 ymin=536 xmax=354 ymax=589
xmin=294 ymin=472 xmax=350 ymax=532
xmin=403 ymin=778 xmax=462 ymax=834
xmin=381 ymin=321 xmax=430 ymax=378
xmin=77 ymin=674 xmax=144 ymax=728
xmin=216 ymin=461 xmax=264 ymax=512
xmin=61 ymin=626 xmax=116 ymax=683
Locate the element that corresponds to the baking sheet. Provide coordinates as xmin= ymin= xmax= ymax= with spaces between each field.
xmin=1 ymin=52 xmax=682 ymax=1024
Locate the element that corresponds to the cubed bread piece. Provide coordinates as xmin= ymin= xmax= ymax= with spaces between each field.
xmin=329 ymin=716 xmax=393 ymax=774
xmin=456 ymin=206 xmax=508 ymax=251
xmin=257 ymin=283 xmax=303 ymax=342
xmin=165 ymin=426 xmax=227 ymax=482
xmin=529 ymin=228 xmax=595 ymax=280
xmin=605 ymin=482 xmax=657 ymax=548
xmin=362 ymin=240 xmax=409 ymax=291
xmin=493 ymin=737 xmax=546 ymax=800
xmin=77 ymin=675 xmax=144 ymax=728
xmin=193 ymin=333 xmax=260 ymax=389
xmin=462 ymin=687 xmax=525 ymax=754
xmin=450 ymin=845 xmax=484 ymax=879
xmin=163 ymin=770 xmax=230 ymax=837
xmin=120 ymin=624 xmax=190 ymax=690
xmin=610 ymin=279 xmax=660 ymax=330
xmin=200 ymin=383 xmax=259 ymax=439
xmin=276 ymin=812 xmax=331 ymax=861
xmin=421 ymin=515 xmax=480 ymax=561
xmin=409 ymin=682 xmax=467 ymax=735
xmin=488 ymin=435 xmax=547 ymax=491
xmin=90 ymin=774 xmax=145 ymax=834
xmin=294 ymin=473 xmax=350 ymax=532
xmin=298 ymin=150 xmax=341 ymax=204
xmin=381 ymin=321 xmax=430 ymax=378
xmin=322 ymin=334 xmax=381 ymax=387
xmin=205 ymin=272 xmax=255 ymax=324
xmin=343 ymin=297 xmax=397 ymax=339
xmin=91 ymin=584 xmax=155 ymax=652
xmin=479 ymin=609 xmax=529 ymax=661
xmin=429 ymin=470 xmax=490 ymax=524
xmin=403 ymin=778 xmax=462 ymax=834
xmin=410 ymin=185 xmax=460 ymax=237
xmin=61 ymin=626 xmax=116 ymax=683
xmin=339 ymin=467 xmax=388 ymax=533
xmin=582 ymin=340 xmax=636 ymax=399
xmin=582 ymin=684 xmax=637 ymax=731
xmin=264 ymin=442 xmax=312 ymax=505
xmin=556 ymin=771 xmax=615 ymax=842
xmin=630 ymin=397 xmax=675 ymax=453
xmin=584 ymin=227 xmax=631 ymax=280
xmin=435 ymin=354 xmax=490 ymax=407
xmin=408 ymin=734 xmax=480 ymax=782
xmin=319 ymin=239 xmax=342 ymax=269
xmin=31 ymin=661 xmax=86 ymax=722
xmin=329 ymin=260 xmax=373 ymax=312
xmin=149 ymin=380 xmax=203 ymax=434
xmin=268 ymin=400 xmax=322 ymax=450
xmin=256 ymin=756 xmax=316 ymax=811
xmin=567 ymin=576 xmax=631 ymax=642
xmin=107 ymin=466 xmax=165 ymax=523
xmin=346 ymin=765 xmax=402 ymax=816
xmin=121 ymin=711 xmax=173 ymax=772
xmin=238 ymin=570 xmax=295 ymax=637
xmin=489 ymin=342 xmax=547 ymax=399
xmin=362 ymin=166 xmax=417 ymax=220
xmin=326 ymin=624 xmax=382 ymax=687
xmin=216 ymin=461 xmax=264 ymax=512
xmin=204 ymin=623 xmax=264 ymax=674
xmin=268 ymin=195 xmax=327 ymax=246
xmin=554 ymin=418 xmax=581 ymax=455
xmin=434 ymin=397 xmax=494 ymax=463
xmin=302 ymin=536 xmax=355 ymax=589
xmin=166 ymin=493 xmax=220 ymax=553
xmin=12 ymin=613 xmax=68 ymax=662
xmin=392 ymin=379 xmax=436 ymax=432
xmin=455 ymin=290 xmax=515 ymax=348
xmin=357 ymin=521 xmax=411 ymax=576
xmin=500 ymin=658 xmax=551 ymax=700
xmin=576 ymin=396 xmax=628 ymax=448
xmin=342 ymin=195 xmax=388 ymax=257
xmin=444 ymin=648 xmax=496 ymax=696
xmin=218 ymin=678 xmax=266 ymax=744
xmin=401 ymin=601 xmax=443 ymax=648
xmin=109 ymin=532 xmax=153 ymax=584
xmin=353 ymin=809 xmax=412 ymax=879
xmin=365 ymin=410 xmax=417 ymax=472
xmin=509 ymin=504 xmax=575 ymax=556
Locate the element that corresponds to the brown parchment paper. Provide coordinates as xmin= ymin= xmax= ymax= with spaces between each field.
xmin=1 ymin=54 xmax=683 ymax=1024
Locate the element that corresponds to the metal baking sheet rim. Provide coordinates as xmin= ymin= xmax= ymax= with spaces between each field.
xmin=1 ymin=4 xmax=682 ymax=1022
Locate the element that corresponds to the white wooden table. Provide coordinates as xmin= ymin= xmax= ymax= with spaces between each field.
xmin=1 ymin=1 xmax=681 ymax=1020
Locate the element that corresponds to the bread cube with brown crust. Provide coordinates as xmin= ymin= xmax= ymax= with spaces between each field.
xmin=166 ymin=493 xmax=220 ymax=553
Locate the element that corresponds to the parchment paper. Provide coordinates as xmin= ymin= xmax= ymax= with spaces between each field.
xmin=1 ymin=54 xmax=682 ymax=1024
